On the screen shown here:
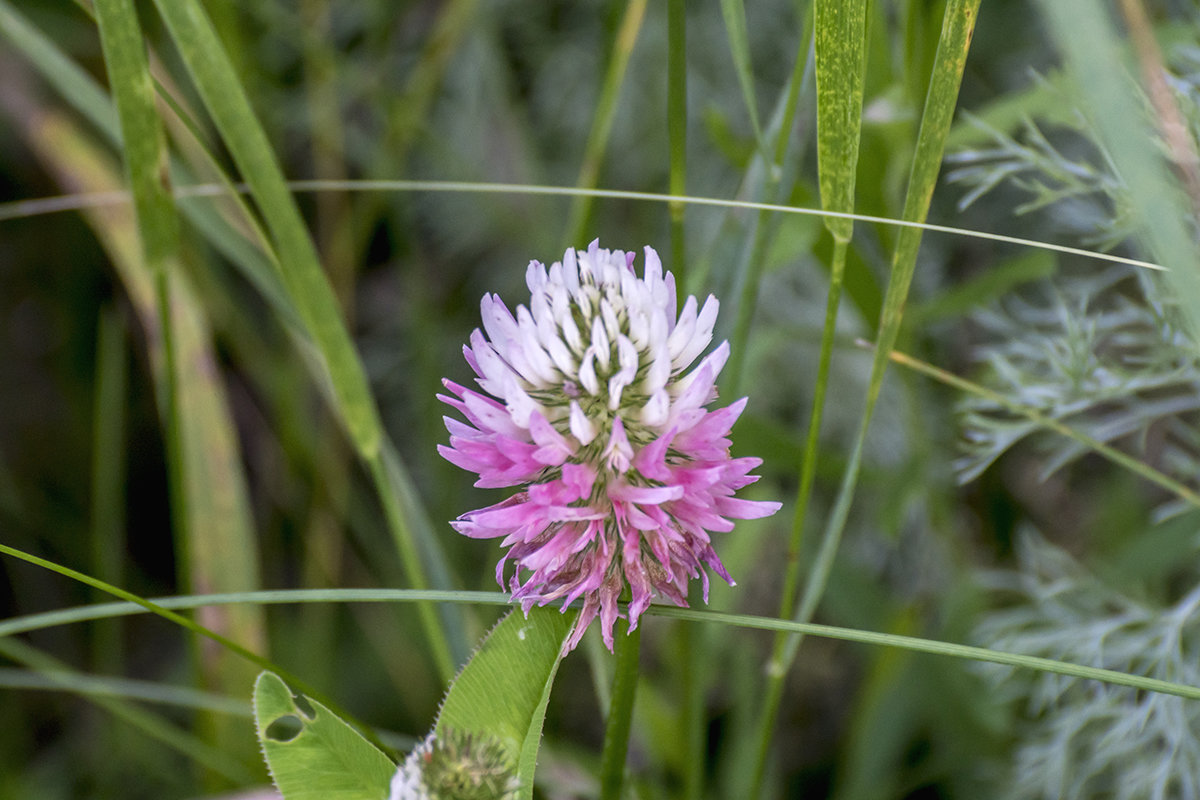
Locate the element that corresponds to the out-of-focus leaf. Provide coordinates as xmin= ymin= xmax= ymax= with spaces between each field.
xmin=254 ymin=672 xmax=395 ymax=800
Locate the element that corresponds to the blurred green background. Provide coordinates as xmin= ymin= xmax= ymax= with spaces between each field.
xmin=4 ymin=1 xmax=1200 ymax=798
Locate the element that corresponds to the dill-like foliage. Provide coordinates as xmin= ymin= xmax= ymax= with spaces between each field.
xmin=976 ymin=532 xmax=1200 ymax=800
xmin=955 ymin=267 xmax=1200 ymax=517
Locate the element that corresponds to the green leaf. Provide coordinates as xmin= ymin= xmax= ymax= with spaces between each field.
xmin=254 ymin=671 xmax=395 ymax=800
xmin=815 ymin=0 xmax=868 ymax=242
xmin=436 ymin=607 xmax=576 ymax=800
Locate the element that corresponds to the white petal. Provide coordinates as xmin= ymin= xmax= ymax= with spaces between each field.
xmin=672 ymin=295 xmax=719 ymax=370
xmin=591 ymin=317 xmax=611 ymax=371
xmin=627 ymin=308 xmax=649 ymax=349
xmin=515 ymin=306 xmax=558 ymax=385
xmin=561 ymin=317 xmax=583 ymax=352
xmin=641 ymin=389 xmax=670 ymax=427
xmin=671 ymin=340 xmax=729 ymax=401
xmin=469 ymin=330 xmax=513 ymax=397
xmin=480 ymin=295 xmax=518 ymax=356
xmin=561 ymin=248 xmax=579 ymax=293
xmin=578 ymin=348 xmax=600 ymax=395
xmin=569 ymin=400 xmax=597 ymax=445
xmin=643 ymin=245 xmax=663 ymax=286
xmin=642 ymin=336 xmax=672 ymax=396
xmin=664 ymin=272 xmax=678 ymax=330
xmin=525 ymin=260 xmax=547 ymax=295
xmin=667 ymin=296 xmax=698 ymax=360
xmin=608 ymin=335 xmax=639 ymax=409
xmin=545 ymin=336 xmax=576 ymax=375
xmin=502 ymin=371 xmax=542 ymax=428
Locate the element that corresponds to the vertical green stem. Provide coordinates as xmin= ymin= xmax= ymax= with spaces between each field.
xmin=679 ymin=620 xmax=704 ymax=800
xmin=599 ymin=617 xmax=642 ymax=800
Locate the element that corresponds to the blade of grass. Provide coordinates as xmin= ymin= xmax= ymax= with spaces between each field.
xmin=1037 ymin=0 xmax=1200 ymax=342
xmin=563 ymin=0 xmax=649 ymax=246
xmin=149 ymin=0 xmax=460 ymax=681
xmin=149 ymin=0 xmax=380 ymax=456
xmin=79 ymin=1 xmax=270 ymax=715
xmin=748 ymin=0 xmax=868 ymax=793
xmin=93 ymin=4 xmax=266 ymax=771
xmin=763 ymin=4 xmax=982 ymax=791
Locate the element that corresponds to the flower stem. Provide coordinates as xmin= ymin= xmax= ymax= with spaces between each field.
xmin=599 ymin=616 xmax=642 ymax=800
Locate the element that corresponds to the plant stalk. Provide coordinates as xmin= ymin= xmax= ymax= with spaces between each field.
xmin=599 ymin=617 xmax=642 ymax=800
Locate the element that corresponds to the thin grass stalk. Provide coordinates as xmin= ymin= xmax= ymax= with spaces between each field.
xmin=7 ymin=587 xmax=1200 ymax=702
xmin=598 ymin=618 xmax=642 ymax=800
xmin=2 ymin=178 xmax=1172 ymax=275
xmin=784 ymin=0 xmax=979 ymax=642
xmin=745 ymin=237 xmax=850 ymax=797
xmin=564 ymin=0 xmax=649 ymax=247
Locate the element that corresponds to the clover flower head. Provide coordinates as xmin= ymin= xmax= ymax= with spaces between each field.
xmin=388 ymin=730 xmax=519 ymax=800
xmin=438 ymin=240 xmax=781 ymax=652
